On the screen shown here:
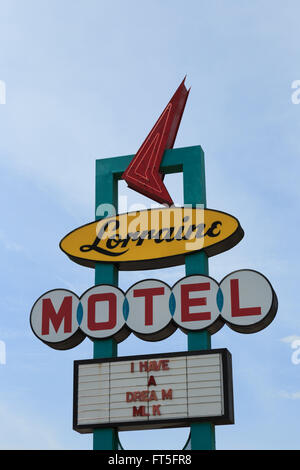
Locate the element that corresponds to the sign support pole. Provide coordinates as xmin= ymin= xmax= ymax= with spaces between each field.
xmin=93 ymin=264 xmax=118 ymax=450
xmin=92 ymin=146 xmax=215 ymax=450
xmin=93 ymin=165 xmax=119 ymax=451
xmin=183 ymin=150 xmax=216 ymax=450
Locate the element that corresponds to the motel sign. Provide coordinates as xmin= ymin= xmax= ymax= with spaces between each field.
xmin=30 ymin=79 xmax=278 ymax=450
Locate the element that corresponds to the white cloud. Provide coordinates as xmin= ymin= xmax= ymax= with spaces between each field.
xmin=280 ymin=335 xmax=300 ymax=344
xmin=279 ymin=391 xmax=300 ymax=400
xmin=0 ymin=229 xmax=23 ymax=252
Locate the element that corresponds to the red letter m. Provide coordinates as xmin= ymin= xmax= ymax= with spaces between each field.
xmin=132 ymin=406 xmax=149 ymax=417
xmin=41 ymin=296 xmax=73 ymax=335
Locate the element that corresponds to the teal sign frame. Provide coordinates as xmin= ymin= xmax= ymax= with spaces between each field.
xmin=93 ymin=145 xmax=215 ymax=450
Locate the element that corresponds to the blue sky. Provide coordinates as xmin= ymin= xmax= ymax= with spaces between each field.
xmin=0 ymin=0 xmax=300 ymax=449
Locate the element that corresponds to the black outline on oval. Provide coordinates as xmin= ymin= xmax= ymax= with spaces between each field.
xmin=124 ymin=278 xmax=176 ymax=342
xmin=59 ymin=207 xmax=244 ymax=271
xmin=29 ymin=289 xmax=85 ymax=351
xmin=78 ymin=284 xmax=131 ymax=344
xmin=171 ymin=274 xmax=225 ymax=335
xmin=30 ymin=269 xmax=278 ymax=350
xmin=219 ymin=269 xmax=278 ymax=334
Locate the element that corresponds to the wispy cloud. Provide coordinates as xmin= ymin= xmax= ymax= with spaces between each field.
xmin=0 ymin=229 xmax=23 ymax=253
xmin=280 ymin=336 xmax=300 ymax=344
xmin=279 ymin=391 xmax=300 ymax=400
xmin=55 ymin=276 xmax=77 ymax=292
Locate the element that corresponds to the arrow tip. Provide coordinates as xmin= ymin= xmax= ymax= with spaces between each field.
xmin=122 ymin=78 xmax=190 ymax=206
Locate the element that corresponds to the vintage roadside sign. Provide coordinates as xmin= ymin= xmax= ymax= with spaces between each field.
xmin=29 ymin=78 xmax=279 ymax=451
xmin=30 ymin=270 xmax=277 ymax=349
xmin=73 ymin=349 xmax=234 ymax=433
xmin=59 ymin=207 xmax=244 ymax=270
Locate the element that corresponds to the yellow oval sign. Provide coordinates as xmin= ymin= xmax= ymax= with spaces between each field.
xmin=60 ymin=207 xmax=244 ymax=270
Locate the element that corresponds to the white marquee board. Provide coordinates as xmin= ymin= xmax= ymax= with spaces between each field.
xmin=73 ymin=349 xmax=234 ymax=433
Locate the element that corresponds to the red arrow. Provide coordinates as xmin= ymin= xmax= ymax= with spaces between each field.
xmin=122 ymin=78 xmax=190 ymax=206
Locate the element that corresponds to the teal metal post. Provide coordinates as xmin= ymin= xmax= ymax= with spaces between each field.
xmin=93 ymin=162 xmax=119 ymax=450
xmin=183 ymin=147 xmax=216 ymax=450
